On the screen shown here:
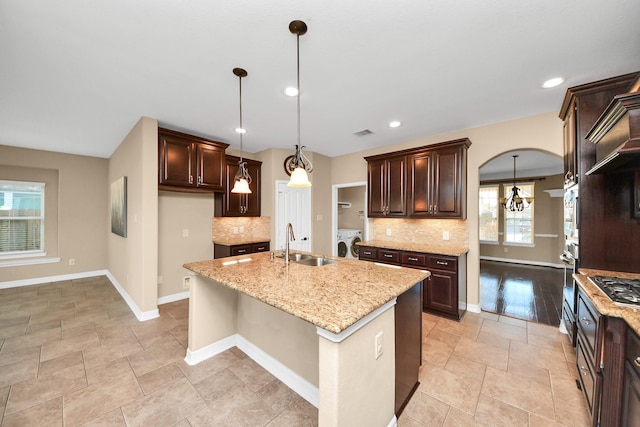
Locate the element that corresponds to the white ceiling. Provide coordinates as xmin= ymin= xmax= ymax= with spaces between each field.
xmin=1 ymin=1 xmax=639 ymax=175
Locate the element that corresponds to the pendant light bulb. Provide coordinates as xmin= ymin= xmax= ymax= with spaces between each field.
xmin=231 ymin=67 xmax=252 ymax=194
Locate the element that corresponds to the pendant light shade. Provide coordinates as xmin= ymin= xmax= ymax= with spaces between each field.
xmin=501 ymin=155 xmax=533 ymax=211
xmin=287 ymin=20 xmax=312 ymax=188
xmin=231 ymin=67 xmax=252 ymax=194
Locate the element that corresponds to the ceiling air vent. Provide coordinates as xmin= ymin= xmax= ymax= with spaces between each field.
xmin=353 ymin=129 xmax=374 ymax=137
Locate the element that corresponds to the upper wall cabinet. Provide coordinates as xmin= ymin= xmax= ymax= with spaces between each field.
xmin=158 ymin=127 xmax=229 ymax=193
xmin=214 ymin=155 xmax=262 ymax=217
xmin=366 ymin=155 xmax=407 ymax=217
xmin=365 ymin=138 xmax=471 ymax=219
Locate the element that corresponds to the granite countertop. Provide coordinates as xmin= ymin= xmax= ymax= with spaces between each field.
xmin=358 ymin=240 xmax=469 ymax=257
xmin=576 ymin=268 xmax=640 ymax=336
xmin=213 ymin=237 xmax=271 ymax=246
xmin=184 ymin=252 xmax=429 ymax=334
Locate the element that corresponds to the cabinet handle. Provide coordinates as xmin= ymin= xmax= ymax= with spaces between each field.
xmin=198 ymin=175 xmax=202 ymax=184
xmin=579 ymin=365 xmax=589 ymax=376
xmin=635 ymin=357 xmax=640 ymax=368
xmin=434 ymin=204 xmax=437 ymax=213
xmin=581 ymin=317 xmax=591 ymax=325
xmin=363 ymin=251 xmax=372 ymax=255
xmin=384 ymin=254 xmax=393 ymax=258
xmin=436 ymin=260 xmax=448 ymax=266
xmin=189 ymin=175 xmax=193 ymax=184
xmin=237 ymin=249 xmax=247 ymax=254
xmin=408 ymin=257 xmax=418 ymax=261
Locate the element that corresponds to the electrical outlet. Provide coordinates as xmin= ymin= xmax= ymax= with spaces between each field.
xmin=158 ymin=275 xmax=163 ymax=285
xmin=386 ymin=228 xmax=392 ymax=236
xmin=375 ymin=331 xmax=384 ymax=359
xmin=182 ymin=229 xmax=189 ymax=237
xmin=442 ymin=231 xmax=450 ymax=241
xmin=183 ymin=276 xmax=191 ymax=288
xmin=504 ymin=247 xmax=509 ymax=253
xmin=68 ymin=258 xmax=75 ymax=266
xmin=239 ymin=226 xmax=244 ymax=233
xmin=233 ymin=227 xmax=238 ymax=234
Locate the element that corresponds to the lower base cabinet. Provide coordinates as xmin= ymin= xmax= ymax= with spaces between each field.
xmin=359 ymin=245 xmax=466 ymax=320
xmin=213 ymin=242 xmax=270 ymax=259
xmin=622 ymin=327 xmax=640 ymax=427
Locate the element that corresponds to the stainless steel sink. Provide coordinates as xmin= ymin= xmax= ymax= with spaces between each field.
xmin=295 ymin=257 xmax=338 ymax=267
xmin=289 ymin=253 xmax=314 ymax=262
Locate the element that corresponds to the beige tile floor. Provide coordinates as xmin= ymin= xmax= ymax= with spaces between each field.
xmin=0 ymin=276 xmax=590 ymax=426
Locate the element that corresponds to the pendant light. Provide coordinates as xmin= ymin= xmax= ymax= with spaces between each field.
xmin=287 ymin=20 xmax=313 ymax=187
xmin=501 ymin=155 xmax=533 ymax=211
xmin=231 ymin=67 xmax=252 ymax=194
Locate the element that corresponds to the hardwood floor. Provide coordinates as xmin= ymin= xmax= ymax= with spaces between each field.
xmin=480 ymin=260 xmax=564 ymax=326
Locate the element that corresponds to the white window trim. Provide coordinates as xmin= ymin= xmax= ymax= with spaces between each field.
xmin=480 ymin=240 xmax=500 ymax=245
xmin=0 ymin=256 xmax=60 ymax=268
xmin=502 ymin=242 xmax=535 ymax=248
xmin=0 ymin=180 xmax=46 ymax=258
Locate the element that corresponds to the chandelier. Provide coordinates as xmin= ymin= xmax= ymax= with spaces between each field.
xmin=231 ymin=67 xmax=252 ymax=194
xmin=285 ymin=20 xmax=313 ymax=187
xmin=501 ymin=155 xmax=533 ymax=211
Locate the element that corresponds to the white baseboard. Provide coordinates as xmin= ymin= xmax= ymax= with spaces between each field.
xmin=387 ymin=416 xmax=398 ymax=427
xmin=466 ymin=303 xmax=481 ymax=313
xmin=105 ymin=271 xmax=159 ymax=322
xmin=184 ymin=334 xmax=320 ymax=409
xmin=0 ymin=269 xmax=109 ymax=289
xmin=157 ymin=291 xmax=189 ymax=305
xmin=480 ymin=256 xmax=563 ymax=269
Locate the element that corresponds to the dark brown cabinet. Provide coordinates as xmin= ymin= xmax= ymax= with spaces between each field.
xmin=408 ymin=140 xmax=469 ymax=218
xmin=213 ymin=241 xmax=270 ymax=259
xmin=366 ymin=156 xmax=407 ymax=217
xmin=365 ymin=138 xmax=470 ymax=219
xmin=562 ymin=99 xmax=578 ymax=187
xmin=394 ymin=282 xmax=422 ymax=416
xmin=214 ymin=155 xmax=262 ymax=217
xmin=576 ymin=288 xmax=602 ymax=422
xmin=359 ymin=245 xmax=466 ymax=320
xmin=158 ymin=127 xmax=228 ymax=192
xmin=622 ymin=327 xmax=640 ymax=427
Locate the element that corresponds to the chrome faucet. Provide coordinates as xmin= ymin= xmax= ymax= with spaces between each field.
xmin=284 ymin=222 xmax=296 ymax=264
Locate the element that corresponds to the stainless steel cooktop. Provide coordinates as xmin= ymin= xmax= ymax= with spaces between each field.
xmin=588 ymin=275 xmax=640 ymax=307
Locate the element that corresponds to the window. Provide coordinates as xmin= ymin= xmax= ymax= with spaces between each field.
xmin=0 ymin=180 xmax=45 ymax=257
xmin=479 ymin=185 xmax=499 ymax=242
xmin=503 ymin=182 xmax=534 ymax=244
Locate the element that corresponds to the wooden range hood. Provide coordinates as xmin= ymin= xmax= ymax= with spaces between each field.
xmin=586 ymin=90 xmax=640 ymax=175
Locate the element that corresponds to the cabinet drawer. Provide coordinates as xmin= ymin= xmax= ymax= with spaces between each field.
xmin=577 ymin=292 xmax=599 ymax=360
xmin=402 ymin=252 xmax=427 ymax=268
xmin=359 ymin=246 xmax=377 ymax=261
xmin=378 ymin=249 xmax=401 ymax=265
xmin=627 ymin=328 xmax=640 ymax=377
xmin=231 ymin=245 xmax=252 ymax=256
xmin=577 ymin=336 xmax=597 ymax=415
xmin=252 ymin=242 xmax=270 ymax=253
xmin=428 ymin=255 xmax=457 ymax=272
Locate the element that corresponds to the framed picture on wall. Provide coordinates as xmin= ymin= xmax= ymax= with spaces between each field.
xmin=111 ymin=176 xmax=127 ymax=237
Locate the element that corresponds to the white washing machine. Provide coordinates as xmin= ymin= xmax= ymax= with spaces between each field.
xmin=337 ymin=229 xmax=363 ymax=259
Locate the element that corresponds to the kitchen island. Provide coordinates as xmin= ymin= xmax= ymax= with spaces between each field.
xmin=183 ymin=251 xmax=429 ymax=426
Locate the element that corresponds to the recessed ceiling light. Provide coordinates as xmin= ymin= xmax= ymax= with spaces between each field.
xmin=542 ymin=77 xmax=564 ymax=89
xmin=235 ymin=127 xmax=246 ymax=134
xmin=389 ymin=121 xmax=401 ymax=128
xmin=284 ymin=87 xmax=298 ymax=96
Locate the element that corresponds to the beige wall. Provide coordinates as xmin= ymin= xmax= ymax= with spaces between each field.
xmin=480 ymin=173 xmax=564 ymax=265
xmin=0 ymin=145 xmax=108 ymax=282
xmin=158 ymin=191 xmax=216 ymax=298
xmin=107 ymin=117 xmax=158 ymax=313
xmin=329 ymin=112 xmax=563 ymax=307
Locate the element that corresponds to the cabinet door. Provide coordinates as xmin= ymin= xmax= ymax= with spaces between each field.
xmin=367 ymin=158 xmax=387 ymax=217
xmin=159 ymin=135 xmax=194 ymax=187
xmin=408 ymin=151 xmax=433 ymax=217
xmin=231 ymin=244 xmax=252 ymax=256
xmin=424 ymin=269 xmax=457 ymax=316
xmin=252 ymin=242 xmax=270 ymax=253
xmin=563 ymin=100 xmax=578 ymax=187
xmin=243 ymin=160 xmax=261 ymax=216
xmin=622 ymin=362 xmax=640 ymax=427
xmin=196 ymin=143 xmax=225 ymax=191
xmin=433 ymin=146 xmax=463 ymax=218
xmin=386 ymin=156 xmax=407 ymax=217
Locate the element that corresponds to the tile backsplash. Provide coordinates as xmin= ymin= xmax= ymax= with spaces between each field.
xmin=368 ymin=218 xmax=468 ymax=247
xmin=212 ymin=216 xmax=271 ymax=241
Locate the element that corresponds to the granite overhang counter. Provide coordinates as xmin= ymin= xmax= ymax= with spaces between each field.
xmin=184 ymin=251 xmax=429 ymax=334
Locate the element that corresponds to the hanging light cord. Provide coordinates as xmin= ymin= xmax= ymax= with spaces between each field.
xmin=295 ymin=30 xmax=302 ymax=167
xmin=238 ymin=70 xmax=244 ymax=162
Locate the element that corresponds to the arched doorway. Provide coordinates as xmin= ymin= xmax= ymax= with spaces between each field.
xmin=478 ymin=149 xmax=564 ymax=325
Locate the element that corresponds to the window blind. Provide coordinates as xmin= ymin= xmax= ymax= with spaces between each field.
xmin=0 ymin=181 xmax=45 ymax=256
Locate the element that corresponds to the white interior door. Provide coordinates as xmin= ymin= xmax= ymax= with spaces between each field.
xmin=275 ymin=180 xmax=312 ymax=252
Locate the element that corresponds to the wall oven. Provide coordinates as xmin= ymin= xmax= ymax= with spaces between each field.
xmin=561 ymin=184 xmax=579 ymax=346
